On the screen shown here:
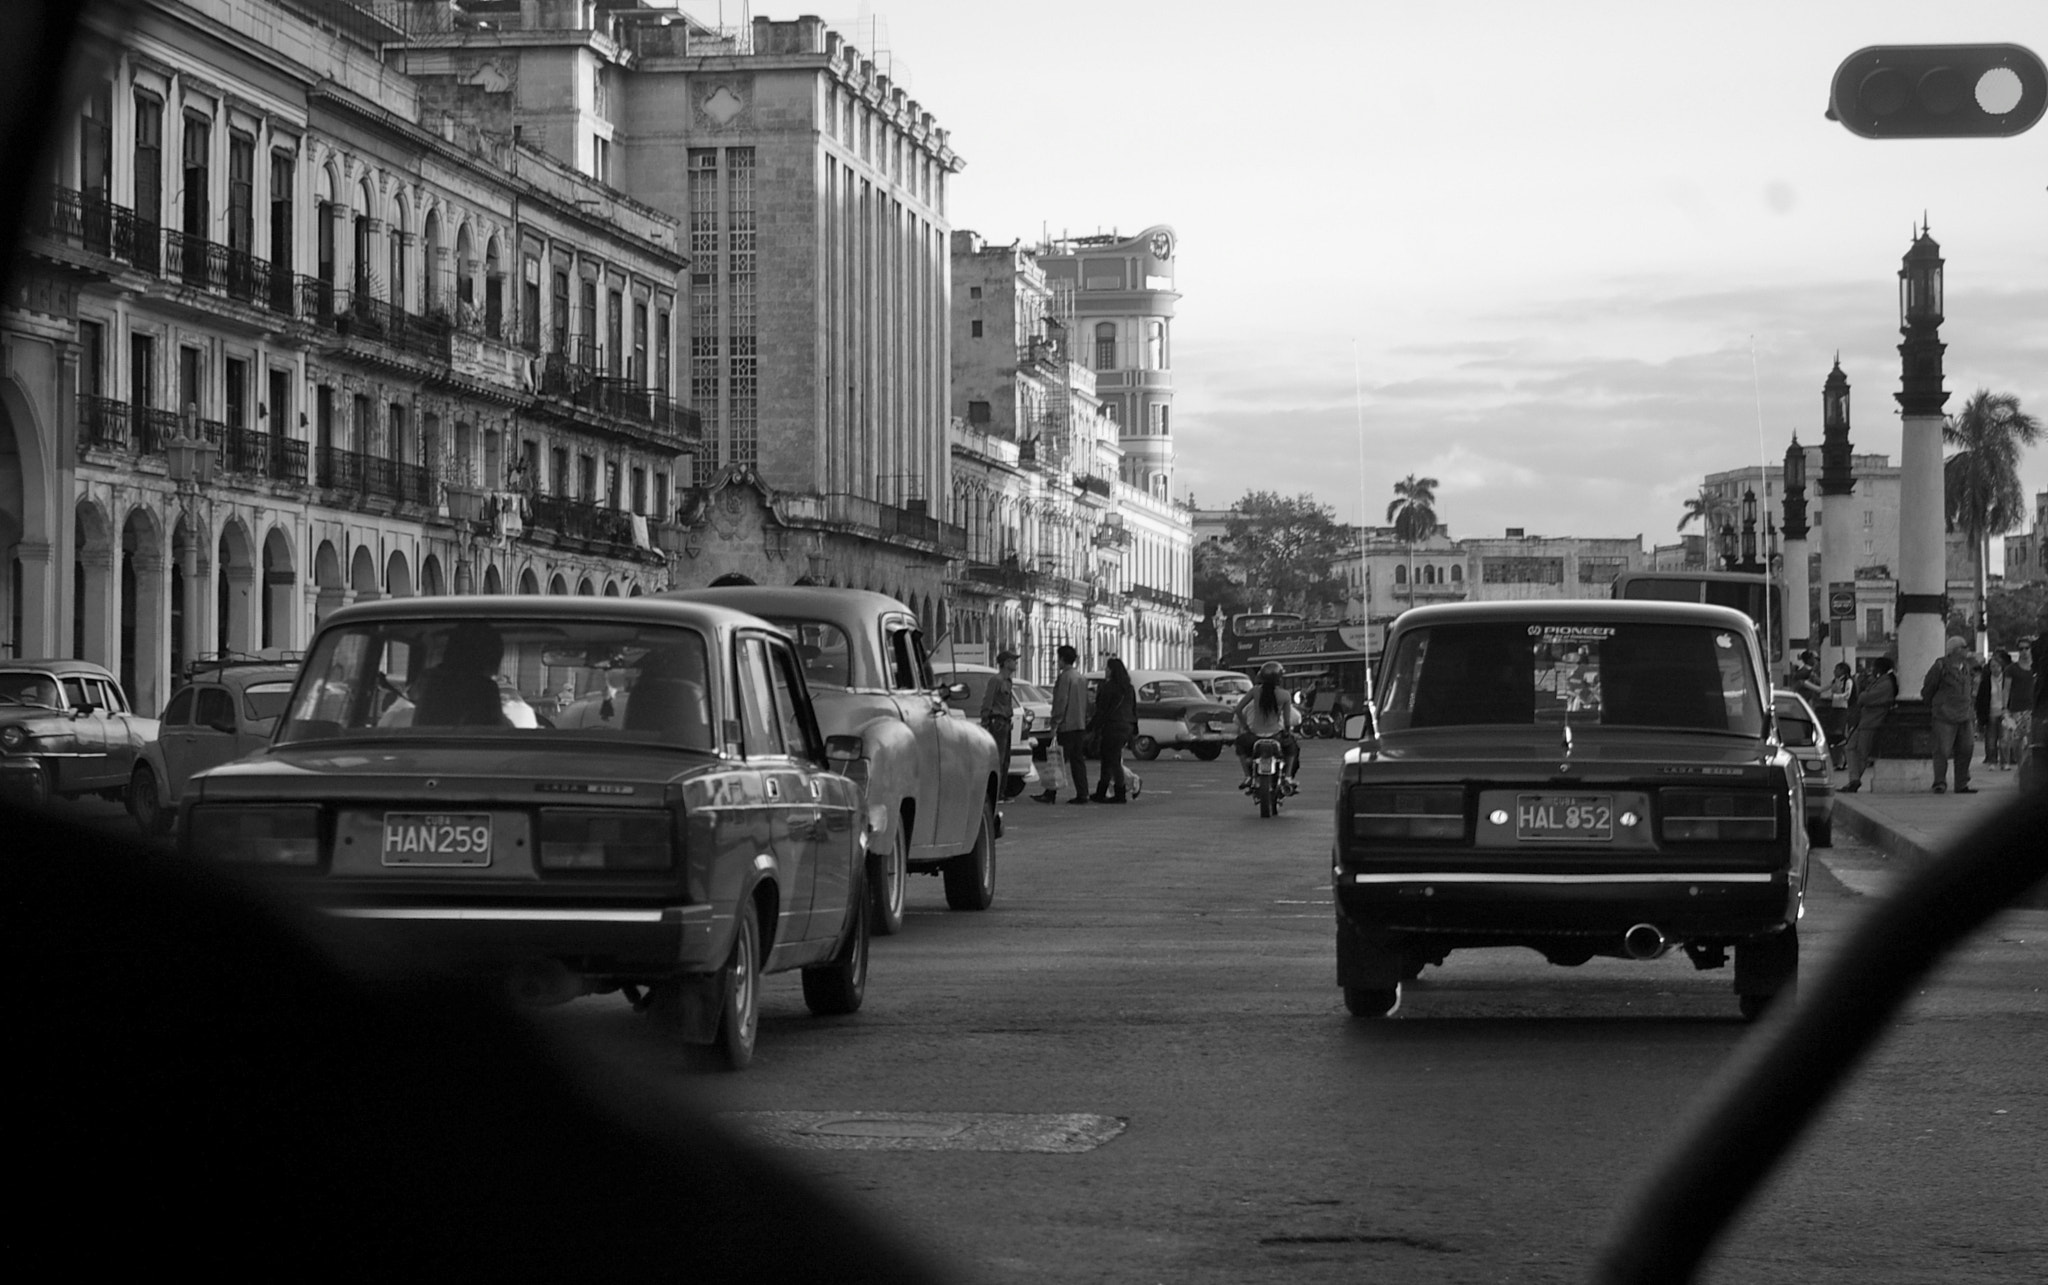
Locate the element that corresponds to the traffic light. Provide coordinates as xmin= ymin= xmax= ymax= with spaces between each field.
xmin=1828 ymin=44 xmax=2046 ymax=138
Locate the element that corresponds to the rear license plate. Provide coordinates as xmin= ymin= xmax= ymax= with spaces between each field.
xmin=382 ymin=812 xmax=494 ymax=866
xmin=1515 ymin=794 xmax=1614 ymax=842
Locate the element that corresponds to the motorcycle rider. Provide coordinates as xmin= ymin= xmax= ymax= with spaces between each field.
xmin=1234 ymin=661 xmax=1302 ymax=791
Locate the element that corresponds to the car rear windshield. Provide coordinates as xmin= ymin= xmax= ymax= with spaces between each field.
xmin=1146 ymin=678 xmax=1206 ymax=702
xmin=277 ymin=619 xmax=715 ymax=750
xmin=243 ymin=681 xmax=294 ymax=724
xmin=768 ymin=618 xmax=853 ymax=689
xmin=1376 ymin=621 xmax=1765 ymax=736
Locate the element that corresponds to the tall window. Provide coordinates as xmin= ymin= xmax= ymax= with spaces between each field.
xmin=1094 ymin=322 xmax=1116 ymax=371
xmin=316 ymin=386 xmax=334 ymax=453
xmin=225 ymin=358 xmax=247 ymax=431
xmin=655 ymin=307 xmax=671 ymax=393
xmin=133 ymin=93 xmax=162 ymax=263
xmin=551 ymin=270 xmax=569 ymax=355
xmin=632 ymin=300 xmax=648 ymax=385
xmin=268 ymin=369 xmax=290 ymax=440
xmin=78 ymin=320 xmax=104 ymax=397
xmin=606 ymin=288 xmax=623 ymax=376
xmin=551 ymin=445 xmax=569 ymax=496
xmin=181 ymin=115 xmax=209 ymax=237
xmin=521 ymin=259 xmax=540 ymax=351
xmin=687 ymin=149 xmax=719 ymax=445
xmin=387 ymin=403 xmax=406 ymax=463
xmin=80 ymin=84 xmax=112 ymax=200
xmin=268 ymin=151 xmax=293 ymax=274
xmin=227 ymin=131 xmax=253 ymax=255
xmin=726 ymin=147 xmax=757 ymax=469
xmin=390 ymin=225 xmax=408 ymax=312
xmin=351 ymin=393 xmax=369 ymax=452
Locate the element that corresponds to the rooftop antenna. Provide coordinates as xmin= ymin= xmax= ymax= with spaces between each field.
xmin=1352 ymin=338 xmax=1376 ymax=710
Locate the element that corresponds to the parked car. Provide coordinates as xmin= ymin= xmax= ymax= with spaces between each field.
xmin=935 ymin=661 xmax=1050 ymax=798
xmin=665 ymin=587 xmax=1003 ymax=935
xmin=1772 ymin=688 xmax=1835 ymax=848
xmin=0 ymin=659 xmax=159 ymax=807
xmin=1333 ymin=600 xmax=1807 ymax=1021
xmin=1183 ymin=669 xmax=1254 ymax=702
xmin=129 ymin=660 xmax=301 ymax=836
xmin=1092 ymin=669 xmax=1236 ymax=761
xmin=178 ymin=596 xmax=871 ymax=1071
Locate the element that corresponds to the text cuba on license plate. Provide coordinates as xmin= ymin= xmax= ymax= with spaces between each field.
xmin=383 ymin=812 xmax=493 ymax=866
xmin=1515 ymin=794 xmax=1614 ymax=842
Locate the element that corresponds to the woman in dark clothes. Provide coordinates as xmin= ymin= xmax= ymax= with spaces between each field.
xmin=1090 ymin=657 xmax=1139 ymax=803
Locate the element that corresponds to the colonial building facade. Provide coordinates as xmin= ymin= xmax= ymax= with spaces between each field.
xmin=4 ymin=0 xmax=695 ymax=713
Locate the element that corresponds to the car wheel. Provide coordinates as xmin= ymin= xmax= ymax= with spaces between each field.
xmin=1808 ymin=817 xmax=1833 ymax=848
xmin=1191 ymin=744 xmax=1223 ymax=761
xmin=801 ymin=878 xmax=869 ymax=1016
xmin=128 ymin=764 xmax=170 ymax=837
xmin=1131 ymin=735 xmax=1160 ymax=761
xmin=22 ymin=761 xmax=55 ymax=809
xmin=942 ymin=800 xmax=997 ymax=911
xmin=870 ymin=827 xmax=908 ymax=936
xmin=1343 ymin=983 xmax=1401 ymax=1018
xmin=708 ymin=900 xmax=761 ymax=1070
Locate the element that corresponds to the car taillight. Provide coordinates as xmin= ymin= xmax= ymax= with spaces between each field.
xmin=1659 ymin=790 xmax=1777 ymax=841
xmin=1351 ymin=787 xmax=1467 ymax=840
xmin=187 ymin=805 xmax=321 ymax=865
xmin=537 ymin=809 xmax=673 ymax=870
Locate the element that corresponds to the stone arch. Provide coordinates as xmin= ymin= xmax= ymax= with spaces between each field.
xmin=216 ymin=515 xmax=259 ymax=657
xmin=0 ymin=377 xmax=54 ymax=660
xmin=421 ymin=206 xmax=444 ymax=314
xmin=517 ymin=567 xmax=539 ymax=595
xmin=72 ymin=495 xmax=116 ymax=663
xmin=260 ymin=525 xmax=296 ymax=654
xmin=602 ymin=579 xmax=619 ymax=597
xmin=481 ymin=562 xmax=502 ymax=595
xmin=455 ymin=220 xmax=475 ymax=314
xmin=118 ymin=505 xmax=168 ymax=712
xmin=313 ymin=539 xmax=345 ymax=627
xmin=420 ymin=552 xmax=445 ymax=597
xmin=385 ymin=548 xmax=412 ymax=599
xmin=483 ymin=233 xmax=504 ymax=338
xmin=627 ymin=582 xmax=643 ymax=598
xmin=349 ymin=543 xmax=380 ymax=603
xmin=547 ymin=572 xmax=568 ymax=596
xmin=576 ymin=575 xmax=595 ymax=597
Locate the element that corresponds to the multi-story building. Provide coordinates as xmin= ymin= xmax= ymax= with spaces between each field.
xmin=383 ymin=5 xmax=967 ymax=633
xmin=948 ymin=230 xmax=1193 ymax=682
xmin=3 ymin=0 xmax=697 ymax=713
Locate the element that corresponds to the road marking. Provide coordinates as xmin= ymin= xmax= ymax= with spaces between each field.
xmin=719 ymin=1111 xmax=1125 ymax=1153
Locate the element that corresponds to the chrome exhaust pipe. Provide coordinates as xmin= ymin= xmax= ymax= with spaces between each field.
xmin=1623 ymin=923 xmax=1668 ymax=960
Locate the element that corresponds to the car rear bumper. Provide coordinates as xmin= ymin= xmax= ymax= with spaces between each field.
xmin=1334 ymin=869 xmax=1796 ymax=939
xmin=314 ymin=901 xmax=719 ymax=977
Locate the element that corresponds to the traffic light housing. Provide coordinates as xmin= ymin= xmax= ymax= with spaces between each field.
xmin=1828 ymin=44 xmax=2045 ymax=138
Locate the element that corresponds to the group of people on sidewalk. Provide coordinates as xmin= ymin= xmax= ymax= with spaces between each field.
xmin=1808 ymin=631 xmax=2042 ymax=796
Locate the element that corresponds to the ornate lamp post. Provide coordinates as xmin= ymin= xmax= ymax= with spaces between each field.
xmin=1894 ymin=223 xmax=1950 ymax=687
xmin=1738 ymin=488 xmax=1762 ymax=574
xmin=1816 ymin=359 xmax=1856 ymax=675
xmin=1719 ymin=520 xmax=1739 ymax=571
xmin=1781 ymin=435 xmax=1811 ymax=664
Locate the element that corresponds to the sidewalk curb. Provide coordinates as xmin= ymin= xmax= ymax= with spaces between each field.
xmin=1832 ymin=793 xmax=2048 ymax=909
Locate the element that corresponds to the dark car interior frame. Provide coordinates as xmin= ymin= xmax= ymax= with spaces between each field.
xmin=10 ymin=5 xmax=2047 ymax=1283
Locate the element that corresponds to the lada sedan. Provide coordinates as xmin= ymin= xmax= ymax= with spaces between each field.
xmin=178 ymin=596 xmax=871 ymax=1071
xmin=1773 ymin=688 xmax=1835 ymax=848
xmin=1333 ymin=600 xmax=1807 ymax=1021
xmin=665 ymin=587 xmax=1003 ymax=936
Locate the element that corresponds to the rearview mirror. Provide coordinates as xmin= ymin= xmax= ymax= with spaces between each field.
xmin=1342 ymin=708 xmax=1379 ymax=741
xmin=825 ymin=734 xmax=864 ymax=761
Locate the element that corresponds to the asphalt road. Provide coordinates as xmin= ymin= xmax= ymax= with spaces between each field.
xmin=64 ymin=744 xmax=2048 ymax=1282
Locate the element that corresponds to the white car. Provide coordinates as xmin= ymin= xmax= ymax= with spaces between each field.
xmin=937 ymin=663 xmax=1049 ymax=796
xmin=1183 ymin=669 xmax=1255 ymax=702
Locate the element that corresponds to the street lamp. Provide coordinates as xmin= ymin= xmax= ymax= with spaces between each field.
xmin=1719 ymin=520 xmax=1738 ymax=570
xmin=1739 ymin=488 xmax=1760 ymax=573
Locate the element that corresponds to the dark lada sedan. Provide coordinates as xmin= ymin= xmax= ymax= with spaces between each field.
xmin=179 ymin=596 xmax=870 ymax=1070
xmin=1333 ymin=600 xmax=1807 ymax=1021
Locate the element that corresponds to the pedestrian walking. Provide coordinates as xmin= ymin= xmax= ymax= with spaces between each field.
xmin=980 ymin=648 xmax=1019 ymax=773
xmin=2006 ymin=647 xmax=2036 ymax=769
xmin=1919 ymin=635 xmax=1980 ymax=793
xmin=1976 ymin=650 xmax=2009 ymax=769
xmin=1840 ymin=655 xmax=1896 ymax=793
xmin=1089 ymin=657 xmax=1138 ymax=803
xmin=1824 ymin=661 xmax=1854 ymax=767
xmin=1035 ymin=644 xmax=1090 ymax=804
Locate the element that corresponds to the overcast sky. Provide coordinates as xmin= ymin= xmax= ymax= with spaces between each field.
xmin=712 ymin=1 xmax=2048 ymax=548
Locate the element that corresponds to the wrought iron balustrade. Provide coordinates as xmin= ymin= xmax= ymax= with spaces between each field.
xmin=134 ymin=407 xmax=180 ymax=455
xmin=527 ymin=493 xmax=638 ymax=548
xmin=76 ymin=395 xmax=129 ymax=453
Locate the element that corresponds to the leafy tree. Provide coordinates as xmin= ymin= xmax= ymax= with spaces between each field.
xmin=1386 ymin=474 xmax=1440 ymax=543
xmin=1943 ymin=389 xmax=2042 ymax=654
xmin=1221 ymin=491 xmax=1349 ymax=616
xmin=1192 ymin=539 xmax=1252 ymax=622
xmin=1985 ymin=581 xmax=2048 ymax=653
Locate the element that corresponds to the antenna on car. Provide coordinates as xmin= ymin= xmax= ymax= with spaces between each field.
xmin=1749 ymin=337 xmax=1779 ymax=679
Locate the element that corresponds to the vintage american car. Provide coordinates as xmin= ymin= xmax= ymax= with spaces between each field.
xmin=1333 ymin=600 xmax=1807 ymax=1021
xmin=936 ymin=660 xmax=1050 ymax=797
xmin=1773 ymin=688 xmax=1835 ymax=848
xmin=129 ymin=660 xmax=301 ymax=836
xmin=664 ymin=587 xmax=1003 ymax=935
xmin=0 ymin=659 xmax=159 ymax=807
xmin=178 ymin=596 xmax=872 ymax=1071
xmin=1087 ymin=669 xmax=1237 ymax=761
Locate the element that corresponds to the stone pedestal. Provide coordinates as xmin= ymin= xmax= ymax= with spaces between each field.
xmin=1866 ymin=699 xmax=1935 ymax=792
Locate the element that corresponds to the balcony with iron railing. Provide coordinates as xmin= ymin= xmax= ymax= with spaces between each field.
xmin=526 ymin=492 xmax=640 ymax=551
xmin=1129 ymin=582 xmax=1194 ymax=612
xmin=39 ymin=190 xmax=314 ymax=321
xmin=221 ymin=427 xmax=309 ymax=484
xmin=315 ymin=446 xmax=435 ymax=507
xmin=537 ymin=349 xmax=703 ymax=450
xmin=820 ymin=493 xmax=968 ymax=552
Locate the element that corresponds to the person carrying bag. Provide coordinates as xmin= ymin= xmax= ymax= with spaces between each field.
xmin=1840 ymin=656 xmax=1897 ymax=793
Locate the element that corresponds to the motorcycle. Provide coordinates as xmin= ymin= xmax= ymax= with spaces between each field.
xmin=1250 ymin=736 xmax=1294 ymax=818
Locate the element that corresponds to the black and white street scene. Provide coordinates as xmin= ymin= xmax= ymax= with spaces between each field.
xmin=7 ymin=2 xmax=2048 ymax=1282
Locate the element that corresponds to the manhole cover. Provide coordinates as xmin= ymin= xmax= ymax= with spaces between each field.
xmin=721 ymin=1111 xmax=1126 ymax=1153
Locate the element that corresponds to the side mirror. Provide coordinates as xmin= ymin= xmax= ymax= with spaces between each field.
xmin=71 ymin=702 xmax=97 ymax=718
xmin=943 ymin=682 xmax=969 ymax=700
xmin=825 ymin=733 xmax=864 ymax=762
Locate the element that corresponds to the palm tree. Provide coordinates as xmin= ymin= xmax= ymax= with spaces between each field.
xmin=1943 ymin=389 xmax=2042 ymax=655
xmin=1678 ymin=485 xmax=1733 ymax=568
xmin=1387 ymin=475 xmax=1439 ymax=606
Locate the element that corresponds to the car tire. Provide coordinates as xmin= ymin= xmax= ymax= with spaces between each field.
xmin=801 ymin=879 xmax=869 ymax=1016
xmin=1131 ymin=735 xmax=1160 ymax=761
xmin=1808 ymin=817 xmax=1833 ymax=848
xmin=1191 ymin=744 xmax=1223 ymax=761
xmin=128 ymin=763 xmax=170 ymax=837
xmin=23 ymin=761 xmax=55 ymax=809
xmin=871 ymin=828 xmax=908 ymax=936
xmin=707 ymin=900 xmax=761 ymax=1070
xmin=1343 ymin=983 xmax=1402 ymax=1018
xmin=942 ymin=800 xmax=997 ymax=911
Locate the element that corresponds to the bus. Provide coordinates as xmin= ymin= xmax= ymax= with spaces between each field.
xmin=1610 ymin=570 xmax=1784 ymax=661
